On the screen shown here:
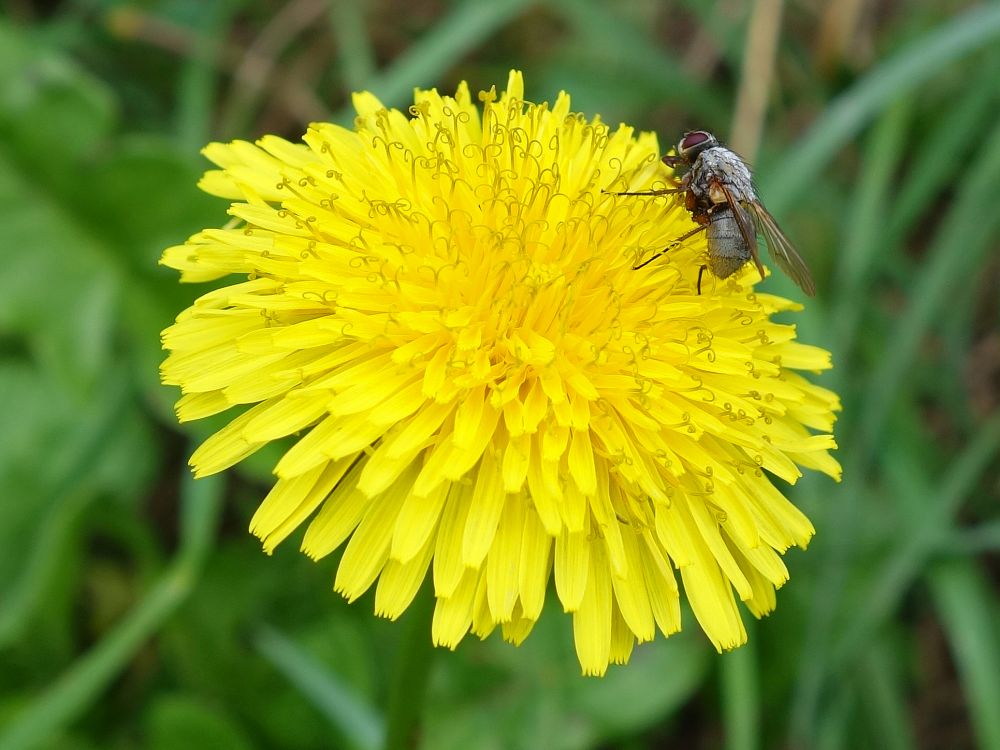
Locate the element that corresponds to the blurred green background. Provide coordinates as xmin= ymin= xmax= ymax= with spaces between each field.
xmin=1 ymin=1 xmax=999 ymax=748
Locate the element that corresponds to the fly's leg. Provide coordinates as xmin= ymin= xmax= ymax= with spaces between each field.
xmin=603 ymin=187 xmax=686 ymax=197
xmin=633 ymin=223 xmax=709 ymax=270
xmin=697 ymin=265 xmax=707 ymax=294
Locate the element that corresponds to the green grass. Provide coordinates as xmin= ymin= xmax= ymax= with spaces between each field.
xmin=1 ymin=1 xmax=998 ymax=748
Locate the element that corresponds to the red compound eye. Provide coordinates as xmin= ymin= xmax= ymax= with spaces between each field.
xmin=680 ymin=131 xmax=711 ymax=151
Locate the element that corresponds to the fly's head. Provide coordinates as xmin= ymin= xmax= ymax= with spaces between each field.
xmin=662 ymin=130 xmax=719 ymax=176
xmin=676 ymin=131 xmax=718 ymax=164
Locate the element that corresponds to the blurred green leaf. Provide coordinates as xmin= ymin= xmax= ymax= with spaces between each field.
xmin=174 ymin=2 xmax=237 ymax=151
xmin=334 ymin=0 xmax=536 ymax=124
xmin=254 ymin=625 xmax=384 ymax=750
xmin=327 ymin=0 xmax=376 ymax=92
xmin=838 ymin=412 xmax=1000 ymax=667
xmin=814 ymin=682 xmax=856 ymax=750
xmin=858 ymin=640 xmax=916 ymax=750
xmin=0 ymin=142 xmax=119 ymax=387
xmin=928 ymin=559 xmax=1000 ymax=750
xmin=792 ymin=412 xmax=1000 ymax=747
xmin=764 ymin=3 xmax=1000 ymax=214
xmin=830 ymin=99 xmax=911 ymax=356
xmin=83 ymin=140 xmax=220 ymax=263
xmin=856 ymin=118 xmax=1000 ymax=456
xmin=424 ymin=607 xmax=708 ymax=750
xmin=0 ymin=472 xmax=223 ymax=750
xmin=0 ymin=368 xmax=143 ymax=649
xmin=0 ymin=20 xmax=216 ymax=403
xmin=0 ymin=20 xmax=205 ymax=661
xmin=544 ymin=0 xmax=725 ymax=124
xmin=885 ymin=52 xmax=1000 ymax=249
xmin=158 ymin=536 xmax=359 ymax=750
xmin=0 ymin=22 xmax=115 ymax=178
xmin=571 ymin=633 xmax=707 ymax=739
xmin=146 ymin=694 xmax=256 ymax=750
xmin=949 ymin=521 xmax=1000 ymax=554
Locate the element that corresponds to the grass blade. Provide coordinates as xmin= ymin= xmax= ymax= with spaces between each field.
xmin=763 ymin=4 xmax=1000 ymax=214
xmin=858 ymin=640 xmax=917 ymax=750
xmin=837 ymin=412 xmax=1000 ymax=665
xmin=332 ymin=0 xmax=535 ymax=123
xmin=949 ymin=521 xmax=1000 ymax=554
xmin=0 ymin=471 xmax=223 ymax=750
xmin=815 ymin=682 xmax=856 ymax=750
xmin=856 ymin=118 xmax=1000 ymax=459
xmin=176 ymin=4 xmax=235 ymax=151
xmin=328 ymin=0 xmax=377 ymax=92
xmin=830 ymin=98 xmax=911 ymax=359
xmin=885 ymin=53 xmax=1000 ymax=248
xmin=254 ymin=624 xmax=385 ymax=750
xmin=928 ymin=559 xmax=1000 ymax=750
xmin=785 ymin=104 xmax=910 ymax=739
xmin=549 ymin=0 xmax=725 ymax=122
xmin=791 ymin=412 xmax=1000 ymax=746
xmin=0 ymin=373 xmax=130 ymax=647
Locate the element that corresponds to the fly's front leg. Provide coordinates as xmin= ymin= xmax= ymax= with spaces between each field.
xmin=605 ymin=163 xmax=685 ymax=197
xmin=603 ymin=187 xmax=686 ymax=197
xmin=633 ymin=222 xmax=709 ymax=270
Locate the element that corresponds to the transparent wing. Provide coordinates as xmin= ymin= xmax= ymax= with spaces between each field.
xmin=717 ymin=181 xmax=765 ymax=279
xmin=749 ymin=202 xmax=816 ymax=296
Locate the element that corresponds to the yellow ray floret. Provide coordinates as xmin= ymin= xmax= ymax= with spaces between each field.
xmin=161 ymin=70 xmax=841 ymax=676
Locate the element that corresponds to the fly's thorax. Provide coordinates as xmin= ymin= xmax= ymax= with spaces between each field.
xmin=690 ymin=147 xmax=757 ymax=204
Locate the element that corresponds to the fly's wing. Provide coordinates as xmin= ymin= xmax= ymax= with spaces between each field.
xmin=749 ymin=202 xmax=816 ymax=296
xmin=717 ymin=181 xmax=765 ymax=280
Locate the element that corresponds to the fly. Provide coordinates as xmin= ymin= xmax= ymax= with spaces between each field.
xmin=612 ymin=130 xmax=816 ymax=296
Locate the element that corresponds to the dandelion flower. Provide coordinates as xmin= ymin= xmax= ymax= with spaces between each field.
xmin=161 ymin=71 xmax=841 ymax=675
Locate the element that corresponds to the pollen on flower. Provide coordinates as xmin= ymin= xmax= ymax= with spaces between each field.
xmin=160 ymin=70 xmax=841 ymax=676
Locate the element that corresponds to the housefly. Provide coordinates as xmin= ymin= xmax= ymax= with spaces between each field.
xmin=612 ymin=130 xmax=815 ymax=296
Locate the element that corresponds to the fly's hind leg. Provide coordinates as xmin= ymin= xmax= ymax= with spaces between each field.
xmin=697 ymin=265 xmax=708 ymax=294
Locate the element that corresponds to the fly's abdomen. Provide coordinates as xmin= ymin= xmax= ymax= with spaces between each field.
xmin=707 ymin=207 xmax=752 ymax=278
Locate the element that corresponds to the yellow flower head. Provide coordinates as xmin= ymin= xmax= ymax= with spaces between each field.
xmin=161 ymin=71 xmax=841 ymax=676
